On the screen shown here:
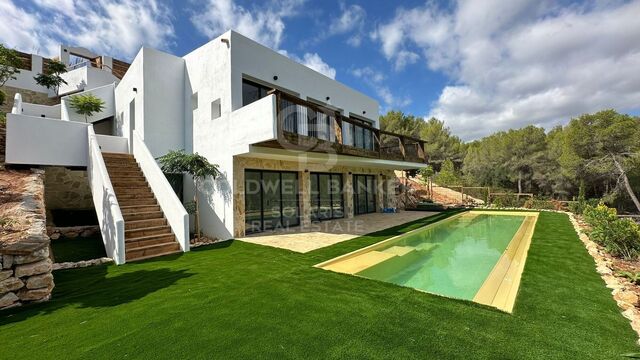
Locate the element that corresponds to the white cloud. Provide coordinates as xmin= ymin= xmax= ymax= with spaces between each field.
xmin=279 ymin=50 xmax=337 ymax=79
xmin=193 ymin=0 xmax=337 ymax=79
xmin=374 ymin=0 xmax=640 ymax=140
xmin=299 ymin=53 xmax=337 ymax=79
xmin=307 ymin=3 xmax=366 ymax=47
xmin=0 ymin=0 xmax=175 ymax=60
xmin=351 ymin=67 xmax=411 ymax=109
xmin=191 ymin=0 xmax=305 ymax=49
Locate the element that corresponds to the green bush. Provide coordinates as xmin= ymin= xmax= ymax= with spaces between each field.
xmin=523 ymin=198 xmax=562 ymax=210
xmin=583 ymin=204 xmax=640 ymax=260
xmin=568 ymin=198 xmax=599 ymax=215
xmin=490 ymin=193 xmax=527 ymax=208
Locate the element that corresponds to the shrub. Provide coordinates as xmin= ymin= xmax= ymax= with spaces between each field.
xmin=583 ymin=204 xmax=640 ymax=260
xmin=523 ymin=198 xmax=563 ymax=210
xmin=568 ymin=198 xmax=600 ymax=215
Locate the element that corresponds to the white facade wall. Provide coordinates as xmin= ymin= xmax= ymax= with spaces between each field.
xmin=141 ymin=48 xmax=185 ymax=157
xmin=114 ymin=49 xmax=145 ymax=150
xmin=6 ymin=114 xmax=89 ymax=167
xmin=61 ymin=83 xmax=115 ymax=123
xmin=5 ymin=55 xmax=49 ymax=93
xmin=183 ymin=35 xmax=234 ymax=239
xmin=20 ymin=103 xmax=61 ymax=119
xmin=59 ymin=66 xmax=119 ymax=96
xmin=228 ymin=31 xmax=379 ymax=126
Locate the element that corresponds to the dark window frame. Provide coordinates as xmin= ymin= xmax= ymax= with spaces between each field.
xmin=310 ymin=172 xmax=345 ymax=222
xmin=244 ymin=169 xmax=300 ymax=234
xmin=353 ymin=174 xmax=377 ymax=215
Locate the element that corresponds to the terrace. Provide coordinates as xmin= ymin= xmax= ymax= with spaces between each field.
xmin=254 ymin=90 xmax=427 ymax=164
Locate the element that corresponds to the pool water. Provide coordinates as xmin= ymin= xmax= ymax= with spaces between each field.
xmin=355 ymin=213 xmax=526 ymax=300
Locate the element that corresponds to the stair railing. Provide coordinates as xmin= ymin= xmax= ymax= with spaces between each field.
xmin=87 ymin=126 xmax=126 ymax=264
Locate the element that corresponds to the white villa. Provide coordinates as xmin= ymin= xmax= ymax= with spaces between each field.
xmin=4 ymin=30 xmax=429 ymax=264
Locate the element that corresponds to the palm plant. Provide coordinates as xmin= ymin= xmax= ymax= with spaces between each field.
xmin=157 ymin=150 xmax=221 ymax=241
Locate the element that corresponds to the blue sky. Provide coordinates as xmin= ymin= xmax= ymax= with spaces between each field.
xmin=2 ymin=0 xmax=640 ymax=140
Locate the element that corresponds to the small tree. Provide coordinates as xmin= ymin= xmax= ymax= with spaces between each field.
xmin=34 ymin=59 xmax=67 ymax=96
xmin=436 ymin=159 xmax=460 ymax=186
xmin=419 ymin=165 xmax=435 ymax=199
xmin=0 ymin=44 xmax=22 ymax=106
xmin=69 ymin=94 xmax=105 ymax=122
xmin=157 ymin=150 xmax=221 ymax=241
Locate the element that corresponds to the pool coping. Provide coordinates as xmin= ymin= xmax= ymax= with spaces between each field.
xmin=315 ymin=210 xmax=540 ymax=313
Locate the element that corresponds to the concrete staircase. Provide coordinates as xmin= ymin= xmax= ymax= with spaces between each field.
xmin=102 ymin=152 xmax=181 ymax=262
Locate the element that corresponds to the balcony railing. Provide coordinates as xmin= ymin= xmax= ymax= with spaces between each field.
xmin=270 ymin=90 xmax=427 ymax=163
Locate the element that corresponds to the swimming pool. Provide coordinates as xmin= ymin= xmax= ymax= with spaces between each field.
xmin=316 ymin=211 xmax=539 ymax=312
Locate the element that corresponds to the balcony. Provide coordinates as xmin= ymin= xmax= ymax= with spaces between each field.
xmin=253 ymin=90 xmax=427 ymax=164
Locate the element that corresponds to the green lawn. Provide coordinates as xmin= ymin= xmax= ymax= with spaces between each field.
xmin=51 ymin=235 xmax=107 ymax=263
xmin=1 ymin=211 xmax=637 ymax=359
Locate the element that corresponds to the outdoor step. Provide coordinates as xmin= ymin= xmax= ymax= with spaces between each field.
xmin=109 ymin=173 xmax=146 ymax=179
xmin=113 ymin=185 xmax=152 ymax=193
xmin=112 ymin=178 xmax=148 ymax=187
xmin=125 ymin=218 xmax=167 ymax=230
xmin=102 ymin=152 xmax=134 ymax=159
xmin=120 ymin=205 xmax=161 ymax=214
xmin=118 ymin=197 xmax=158 ymax=207
xmin=126 ymin=245 xmax=182 ymax=262
xmin=125 ymin=233 xmax=176 ymax=249
xmin=104 ymin=160 xmax=139 ymax=168
xmin=116 ymin=192 xmax=155 ymax=200
xmin=122 ymin=210 xmax=164 ymax=221
xmin=125 ymin=225 xmax=171 ymax=238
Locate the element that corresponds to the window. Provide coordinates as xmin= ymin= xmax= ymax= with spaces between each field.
xmin=191 ymin=92 xmax=198 ymax=110
xmin=244 ymin=170 xmax=300 ymax=234
xmin=211 ymin=99 xmax=221 ymax=120
xmin=310 ymin=173 xmax=344 ymax=221
xmin=353 ymin=174 xmax=377 ymax=215
xmin=242 ymin=79 xmax=271 ymax=107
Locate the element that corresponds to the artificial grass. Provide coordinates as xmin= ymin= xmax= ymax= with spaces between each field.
xmin=0 ymin=211 xmax=637 ymax=359
xmin=51 ymin=235 xmax=107 ymax=263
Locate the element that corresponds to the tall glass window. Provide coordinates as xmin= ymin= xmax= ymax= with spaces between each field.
xmin=310 ymin=173 xmax=344 ymax=221
xmin=244 ymin=170 xmax=299 ymax=233
xmin=353 ymin=174 xmax=377 ymax=215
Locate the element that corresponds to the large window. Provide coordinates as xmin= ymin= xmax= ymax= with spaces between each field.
xmin=244 ymin=170 xmax=299 ymax=234
xmin=310 ymin=173 xmax=344 ymax=221
xmin=242 ymin=79 xmax=271 ymax=107
xmin=353 ymin=174 xmax=377 ymax=215
xmin=343 ymin=121 xmax=374 ymax=151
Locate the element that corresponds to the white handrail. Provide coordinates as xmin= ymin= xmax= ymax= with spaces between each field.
xmin=132 ymin=130 xmax=190 ymax=251
xmin=87 ymin=126 xmax=126 ymax=264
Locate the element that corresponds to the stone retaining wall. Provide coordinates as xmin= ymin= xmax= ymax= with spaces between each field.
xmin=0 ymin=169 xmax=54 ymax=310
xmin=0 ymin=85 xmax=57 ymax=114
xmin=45 ymin=167 xmax=93 ymax=211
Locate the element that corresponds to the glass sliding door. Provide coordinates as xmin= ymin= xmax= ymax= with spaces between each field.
xmin=281 ymin=172 xmax=299 ymax=227
xmin=244 ymin=170 xmax=300 ymax=234
xmin=353 ymin=174 xmax=377 ymax=215
xmin=244 ymin=170 xmax=262 ymax=234
xmin=261 ymin=172 xmax=281 ymax=230
xmin=310 ymin=172 xmax=344 ymax=222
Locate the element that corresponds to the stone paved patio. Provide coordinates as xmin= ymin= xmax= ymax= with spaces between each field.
xmin=240 ymin=211 xmax=437 ymax=253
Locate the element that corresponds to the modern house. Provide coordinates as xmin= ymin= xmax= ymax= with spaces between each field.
xmin=4 ymin=30 xmax=429 ymax=264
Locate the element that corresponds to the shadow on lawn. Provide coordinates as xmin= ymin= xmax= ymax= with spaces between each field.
xmin=0 ymin=265 xmax=193 ymax=326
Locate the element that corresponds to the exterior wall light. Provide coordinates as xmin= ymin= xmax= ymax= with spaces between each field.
xmin=133 ymin=87 xmax=137 ymax=93
xmin=326 ymin=96 xmax=330 ymax=101
xmin=362 ymin=111 xmax=366 ymax=115
xmin=273 ymin=75 xmax=279 ymax=81
xmin=221 ymin=38 xmax=230 ymax=47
